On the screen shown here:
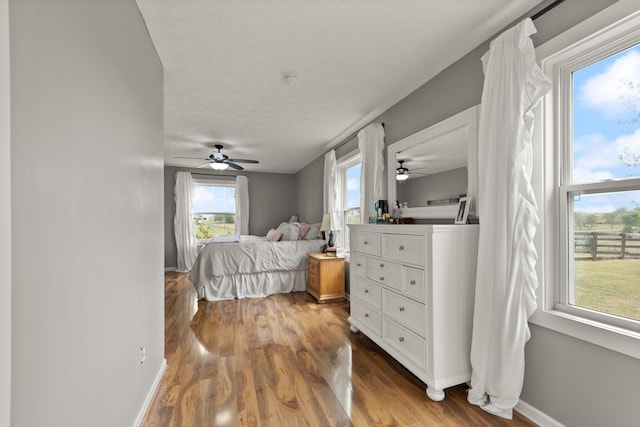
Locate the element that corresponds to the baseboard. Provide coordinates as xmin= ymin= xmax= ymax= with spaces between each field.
xmin=516 ymin=399 xmax=565 ymax=427
xmin=133 ymin=358 xmax=167 ymax=427
xmin=164 ymin=267 xmax=177 ymax=272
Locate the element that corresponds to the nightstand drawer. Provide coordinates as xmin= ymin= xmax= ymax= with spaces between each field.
xmin=308 ymin=256 xmax=319 ymax=277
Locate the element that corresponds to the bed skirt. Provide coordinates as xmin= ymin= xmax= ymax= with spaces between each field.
xmin=195 ymin=269 xmax=308 ymax=301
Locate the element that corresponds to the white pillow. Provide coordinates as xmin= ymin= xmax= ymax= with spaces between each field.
xmin=304 ymin=225 xmax=321 ymax=240
xmin=277 ymin=222 xmax=299 ymax=241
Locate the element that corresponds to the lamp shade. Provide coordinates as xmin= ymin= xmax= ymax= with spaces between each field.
xmin=320 ymin=213 xmax=332 ymax=231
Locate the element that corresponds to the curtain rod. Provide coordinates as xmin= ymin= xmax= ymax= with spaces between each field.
xmin=531 ymin=0 xmax=565 ymax=20
xmin=331 ymin=122 xmax=385 ymax=152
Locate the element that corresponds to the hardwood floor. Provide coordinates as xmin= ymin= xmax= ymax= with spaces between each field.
xmin=142 ymin=272 xmax=537 ymax=426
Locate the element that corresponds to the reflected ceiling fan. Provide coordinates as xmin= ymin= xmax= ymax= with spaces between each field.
xmin=396 ymin=160 xmax=427 ymax=181
xmin=175 ymin=144 xmax=259 ymax=171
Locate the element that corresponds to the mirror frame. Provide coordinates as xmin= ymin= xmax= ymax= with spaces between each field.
xmin=387 ymin=105 xmax=479 ymax=219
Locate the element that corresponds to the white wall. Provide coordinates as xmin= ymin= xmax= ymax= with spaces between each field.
xmin=0 ymin=0 xmax=11 ymax=425
xmin=10 ymin=0 xmax=164 ymax=426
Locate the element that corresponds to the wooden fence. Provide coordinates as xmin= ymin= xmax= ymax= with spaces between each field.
xmin=575 ymin=232 xmax=640 ymax=260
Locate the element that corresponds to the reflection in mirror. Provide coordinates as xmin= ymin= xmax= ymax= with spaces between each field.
xmin=387 ymin=105 xmax=478 ymax=219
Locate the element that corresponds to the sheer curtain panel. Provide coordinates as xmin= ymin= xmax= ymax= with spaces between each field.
xmin=235 ymin=175 xmax=249 ymax=235
xmin=323 ymin=150 xmax=342 ymax=245
xmin=357 ymin=123 xmax=385 ymax=223
xmin=174 ymin=171 xmax=197 ymax=272
xmin=467 ymin=18 xmax=551 ymax=419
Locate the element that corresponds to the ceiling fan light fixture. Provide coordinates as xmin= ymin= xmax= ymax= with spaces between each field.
xmin=209 ymin=162 xmax=229 ymax=171
xmin=396 ymin=171 xmax=409 ymax=181
xmin=283 ymin=73 xmax=300 ymax=86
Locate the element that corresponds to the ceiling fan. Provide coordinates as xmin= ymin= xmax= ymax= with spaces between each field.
xmin=396 ymin=160 xmax=427 ymax=181
xmin=175 ymin=144 xmax=259 ymax=171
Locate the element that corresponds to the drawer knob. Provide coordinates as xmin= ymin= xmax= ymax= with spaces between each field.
xmin=399 ymin=337 xmax=405 ymax=342
xmin=380 ymin=263 xmax=384 ymax=267
xmin=364 ymin=241 xmax=369 ymax=245
xmin=379 ymin=277 xmax=384 ymax=281
xmin=399 ymin=307 xmax=405 ymax=312
xmin=410 ymin=280 xmax=416 ymax=285
xmin=399 ymin=245 xmax=404 ymax=251
xmin=357 ymin=263 xmax=362 ymax=267
xmin=364 ymin=289 xmax=369 ymax=294
xmin=364 ymin=313 xmax=369 ymax=318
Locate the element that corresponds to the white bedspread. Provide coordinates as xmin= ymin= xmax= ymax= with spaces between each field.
xmin=189 ymin=235 xmax=324 ymax=300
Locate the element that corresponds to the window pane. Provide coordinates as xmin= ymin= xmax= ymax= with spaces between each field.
xmin=192 ymin=183 xmax=236 ymax=239
xmin=346 ymin=163 xmax=361 ymax=209
xmin=571 ymin=190 xmax=640 ymax=321
xmin=572 ymin=44 xmax=640 ymax=184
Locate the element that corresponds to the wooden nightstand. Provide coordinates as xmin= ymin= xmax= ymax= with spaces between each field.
xmin=307 ymin=252 xmax=345 ymax=303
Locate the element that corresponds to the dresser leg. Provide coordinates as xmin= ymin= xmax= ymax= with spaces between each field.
xmin=426 ymin=386 xmax=445 ymax=401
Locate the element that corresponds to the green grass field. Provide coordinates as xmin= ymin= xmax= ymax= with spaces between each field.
xmin=574 ymin=259 xmax=640 ymax=321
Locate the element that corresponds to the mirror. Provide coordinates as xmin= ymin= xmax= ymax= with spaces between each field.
xmin=387 ymin=105 xmax=478 ymax=219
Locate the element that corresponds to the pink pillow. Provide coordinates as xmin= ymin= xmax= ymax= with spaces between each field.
xmin=266 ymin=228 xmax=282 ymax=242
xmin=298 ymin=223 xmax=311 ymax=239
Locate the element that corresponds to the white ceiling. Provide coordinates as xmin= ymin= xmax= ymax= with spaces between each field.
xmin=136 ymin=0 xmax=543 ymax=174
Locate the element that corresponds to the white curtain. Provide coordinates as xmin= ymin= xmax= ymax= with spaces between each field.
xmin=358 ymin=123 xmax=385 ymax=223
xmin=468 ymin=18 xmax=551 ymax=419
xmin=174 ymin=171 xmax=197 ymax=272
xmin=323 ymin=150 xmax=343 ymax=245
xmin=235 ymin=175 xmax=249 ymax=235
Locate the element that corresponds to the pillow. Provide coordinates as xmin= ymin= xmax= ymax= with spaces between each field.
xmin=277 ymin=221 xmax=299 ymax=241
xmin=266 ymin=228 xmax=282 ymax=242
xmin=304 ymin=224 xmax=322 ymax=240
xmin=298 ymin=223 xmax=311 ymax=240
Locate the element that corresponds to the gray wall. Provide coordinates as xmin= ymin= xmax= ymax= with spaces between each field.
xmin=0 ymin=0 xmax=10 ymax=425
xmin=295 ymin=1 xmax=640 ymax=426
xmin=397 ymin=167 xmax=467 ymax=208
xmin=10 ymin=1 xmax=165 ymax=426
xmin=295 ymin=155 xmax=324 ymax=225
xmin=164 ymin=166 xmax=298 ymax=269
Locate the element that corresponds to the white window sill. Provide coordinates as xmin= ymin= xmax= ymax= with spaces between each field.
xmin=529 ymin=309 xmax=640 ymax=359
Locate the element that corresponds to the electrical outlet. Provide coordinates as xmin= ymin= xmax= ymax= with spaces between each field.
xmin=140 ymin=347 xmax=146 ymax=364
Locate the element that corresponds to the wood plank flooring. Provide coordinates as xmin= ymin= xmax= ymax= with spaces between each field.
xmin=142 ymin=272 xmax=537 ymax=426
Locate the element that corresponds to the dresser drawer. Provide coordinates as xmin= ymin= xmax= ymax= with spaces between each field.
xmin=402 ymin=266 xmax=426 ymax=302
xmin=351 ymin=297 xmax=381 ymax=336
xmin=351 ymin=276 xmax=381 ymax=309
xmin=382 ymin=233 xmax=425 ymax=266
xmin=352 ymin=231 xmax=381 ymax=256
xmin=383 ymin=318 xmax=426 ymax=370
xmin=366 ymin=258 xmax=401 ymax=287
xmin=382 ymin=289 xmax=426 ymax=337
xmin=350 ymin=253 xmax=366 ymax=278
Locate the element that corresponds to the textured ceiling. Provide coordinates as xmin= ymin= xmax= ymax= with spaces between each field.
xmin=136 ymin=0 xmax=543 ymax=174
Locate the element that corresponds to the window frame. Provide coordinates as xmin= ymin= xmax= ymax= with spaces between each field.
xmin=191 ymin=178 xmax=237 ymax=244
xmin=532 ymin=1 xmax=640 ymax=359
xmin=337 ymin=149 xmax=361 ymax=255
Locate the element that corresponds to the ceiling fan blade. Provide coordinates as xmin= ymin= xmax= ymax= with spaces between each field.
xmin=226 ymin=162 xmax=244 ymax=171
xmin=174 ymin=156 xmax=209 ymax=160
xmin=227 ymin=158 xmax=259 ymax=164
xmin=196 ymin=162 xmax=212 ymax=168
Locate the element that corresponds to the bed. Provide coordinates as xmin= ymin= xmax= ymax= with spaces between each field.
xmin=189 ymin=228 xmax=325 ymax=301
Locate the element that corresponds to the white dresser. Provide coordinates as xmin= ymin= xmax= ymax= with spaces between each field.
xmin=348 ymin=223 xmax=479 ymax=401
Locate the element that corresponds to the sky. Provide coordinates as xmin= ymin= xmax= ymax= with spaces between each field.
xmin=573 ymin=43 xmax=640 ymax=214
xmin=192 ymin=185 xmax=236 ymax=214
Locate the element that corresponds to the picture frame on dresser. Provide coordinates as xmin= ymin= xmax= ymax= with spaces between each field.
xmin=455 ymin=196 xmax=471 ymax=224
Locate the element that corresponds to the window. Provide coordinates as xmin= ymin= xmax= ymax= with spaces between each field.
xmin=535 ymin=3 xmax=640 ymax=358
xmin=192 ymin=180 xmax=236 ymax=242
xmin=338 ymin=151 xmax=361 ymax=252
